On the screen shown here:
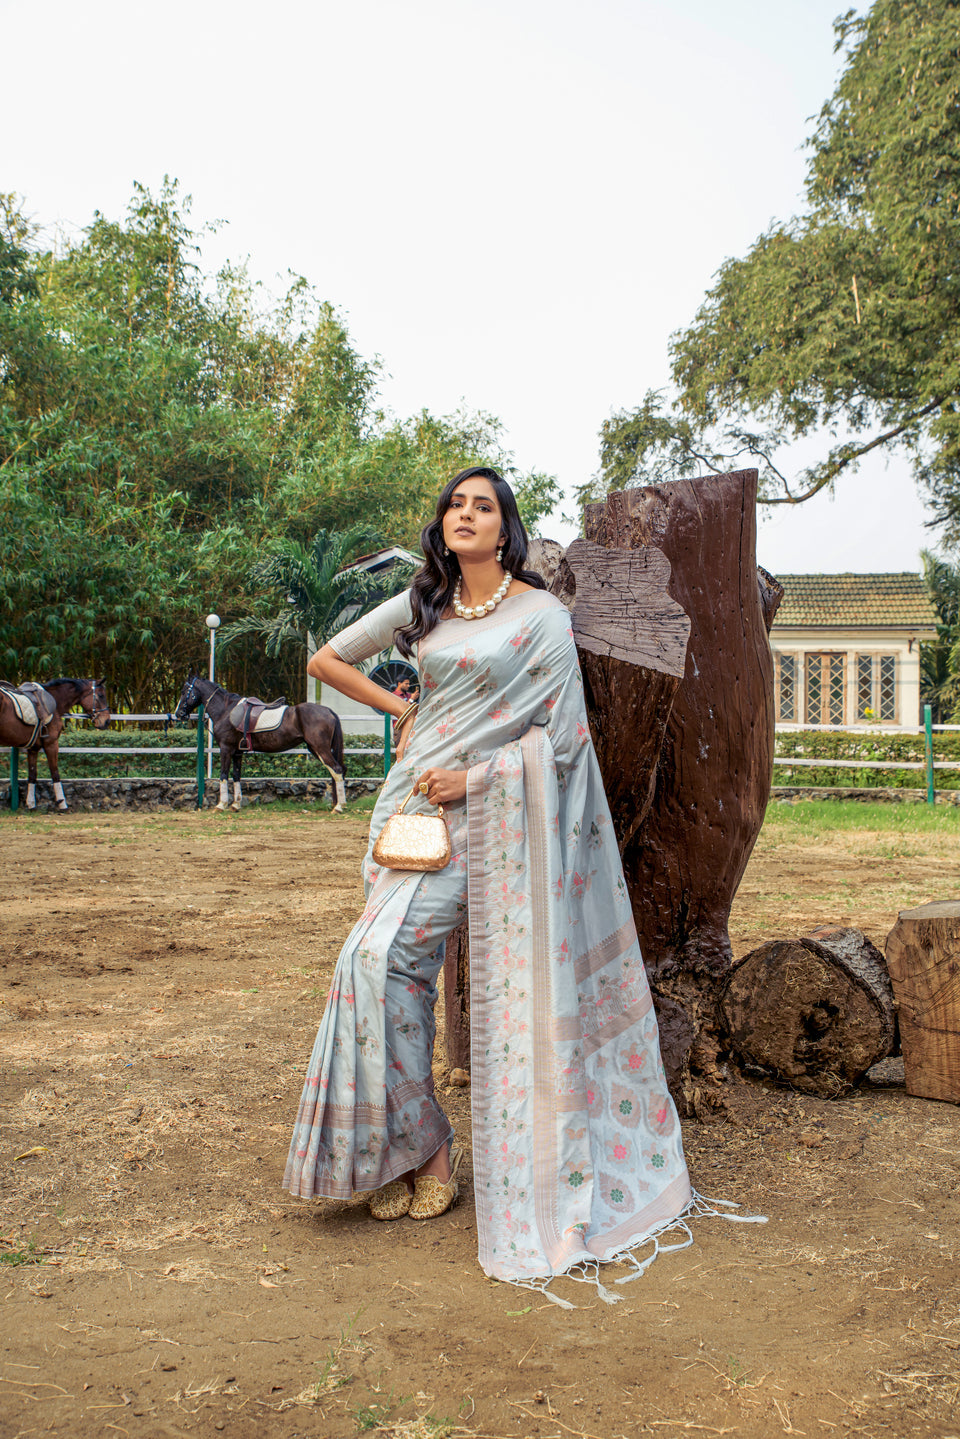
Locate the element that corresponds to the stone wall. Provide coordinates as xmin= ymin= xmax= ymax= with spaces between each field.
xmin=771 ymin=785 xmax=960 ymax=806
xmin=0 ymin=776 xmax=383 ymax=813
xmin=3 ymin=776 xmax=958 ymax=813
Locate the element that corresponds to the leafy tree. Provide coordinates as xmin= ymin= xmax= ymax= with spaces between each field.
xmin=0 ymin=181 xmax=557 ymax=709
xmin=219 ymin=524 xmax=414 ymax=659
xmin=592 ymin=0 xmax=960 ymax=537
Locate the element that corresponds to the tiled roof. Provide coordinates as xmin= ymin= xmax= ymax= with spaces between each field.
xmin=772 ymin=573 xmax=938 ymax=630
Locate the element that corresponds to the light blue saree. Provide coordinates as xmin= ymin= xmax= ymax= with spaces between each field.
xmin=284 ymin=589 xmax=754 ymax=1295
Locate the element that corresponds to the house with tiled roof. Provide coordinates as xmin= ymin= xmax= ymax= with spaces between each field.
xmin=306 ymin=546 xmax=421 ymax=731
xmin=769 ymin=573 xmax=938 ymax=730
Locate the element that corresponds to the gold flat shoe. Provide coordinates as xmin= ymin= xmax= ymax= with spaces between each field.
xmin=409 ymin=1145 xmax=464 ymax=1221
xmin=368 ymin=1180 xmax=413 ymax=1221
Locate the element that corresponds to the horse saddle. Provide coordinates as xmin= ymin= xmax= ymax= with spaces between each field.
xmin=228 ymin=696 xmax=289 ymax=749
xmin=0 ymin=681 xmax=56 ymax=732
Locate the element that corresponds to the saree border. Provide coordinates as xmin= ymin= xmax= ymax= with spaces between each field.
xmin=466 ymin=757 xmax=496 ymax=1274
xmin=521 ymin=725 xmax=567 ymax=1271
xmin=419 ymin=590 xmax=566 ymax=662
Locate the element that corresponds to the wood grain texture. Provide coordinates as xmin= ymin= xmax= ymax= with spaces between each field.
xmin=720 ymin=927 xmax=895 ymax=1096
xmin=563 ymin=540 xmax=690 ymax=674
xmin=583 ymin=470 xmax=776 ymax=1103
xmin=581 ymin=471 xmax=777 ymax=1099
xmin=886 ymin=902 xmax=960 ymax=1104
xmin=552 ymin=534 xmax=689 ymax=850
xmin=444 ymin=470 xmax=775 ymax=1106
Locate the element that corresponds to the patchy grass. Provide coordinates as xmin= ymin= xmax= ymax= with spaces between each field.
xmin=0 ymin=1235 xmax=45 ymax=1267
xmin=764 ymin=797 xmax=960 ymax=836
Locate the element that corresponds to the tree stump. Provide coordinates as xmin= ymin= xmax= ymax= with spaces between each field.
xmin=885 ymin=902 xmax=960 ymax=1104
xmin=442 ymin=924 xmax=471 ymax=1071
xmin=580 ymin=470 xmax=780 ymax=1101
xmin=720 ymin=926 xmax=896 ymax=1096
xmin=553 ymin=537 xmax=690 ymax=845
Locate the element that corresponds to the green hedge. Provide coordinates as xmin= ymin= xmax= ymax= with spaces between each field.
xmin=51 ymin=726 xmax=386 ymax=780
xmin=774 ymin=728 xmax=960 ymax=789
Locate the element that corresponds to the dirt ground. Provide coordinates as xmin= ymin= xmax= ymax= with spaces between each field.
xmin=1 ymin=803 xmax=959 ymax=1439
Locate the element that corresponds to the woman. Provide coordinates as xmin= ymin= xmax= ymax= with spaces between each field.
xmin=284 ymin=467 xmax=703 ymax=1298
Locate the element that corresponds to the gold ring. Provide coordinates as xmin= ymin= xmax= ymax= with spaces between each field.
xmin=418 ymin=781 xmax=429 ymax=794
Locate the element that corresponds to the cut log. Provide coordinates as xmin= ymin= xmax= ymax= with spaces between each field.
xmin=885 ymin=902 xmax=960 ymax=1104
xmin=719 ymin=927 xmax=896 ymax=1096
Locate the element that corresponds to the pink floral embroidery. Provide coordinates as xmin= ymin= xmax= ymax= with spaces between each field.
xmin=569 ymin=870 xmax=595 ymax=901
xmin=621 ymin=1041 xmax=649 ymax=1075
xmin=647 ymin=1091 xmax=676 ymax=1136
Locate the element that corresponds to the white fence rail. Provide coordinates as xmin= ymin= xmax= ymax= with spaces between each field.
xmin=4 ymin=709 xmax=388 ymax=810
xmin=6 ymin=710 xmax=957 ymax=806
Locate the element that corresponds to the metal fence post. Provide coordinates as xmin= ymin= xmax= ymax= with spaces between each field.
xmin=924 ymin=703 xmax=935 ymax=806
xmin=383 ymin=711 xmax=392 ymax=776
xmin=9 ymin=746 xmax=18 ymax=811
xmin=196 ymin=704 xmax=206 ymax=809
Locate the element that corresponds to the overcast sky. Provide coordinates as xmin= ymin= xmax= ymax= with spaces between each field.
xmin=3 ymin=0 xmax=933 ymax=574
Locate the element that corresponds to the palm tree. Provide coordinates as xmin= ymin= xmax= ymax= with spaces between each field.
xmin=220 ymin=525 xmax=415 ymax=660
xmin=920 ymin=550 xmax=960 ymax=723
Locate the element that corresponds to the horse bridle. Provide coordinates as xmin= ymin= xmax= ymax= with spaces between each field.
xmin=82 ymin=680 xmax=110 ymax=720
xmin=178 ymin=676 xmax=227 ymax=718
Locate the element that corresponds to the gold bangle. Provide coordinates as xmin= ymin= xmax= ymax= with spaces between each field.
xmin=393 ymin=700 xmax=418 ymax=732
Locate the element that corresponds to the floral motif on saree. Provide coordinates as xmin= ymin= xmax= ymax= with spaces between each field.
xmin=284 ymin=589 xmax=761 ymax=1295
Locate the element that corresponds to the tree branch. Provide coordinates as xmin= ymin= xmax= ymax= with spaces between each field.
xmin=763 ymin=392 xmax=954 ymax=504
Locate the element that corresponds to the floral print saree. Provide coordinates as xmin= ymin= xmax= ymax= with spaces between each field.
xmin=284 ymin=588 xmax=744 ymax=1295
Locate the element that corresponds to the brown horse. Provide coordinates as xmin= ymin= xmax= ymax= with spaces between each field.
xmin=173 ymin=675 xmax=347 ymax=812
xmin=0 ymin=678 xmax=111 ymax=811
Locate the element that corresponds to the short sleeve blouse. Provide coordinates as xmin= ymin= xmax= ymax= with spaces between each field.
xmin=327 ymin=591 xmax=415 ymax=667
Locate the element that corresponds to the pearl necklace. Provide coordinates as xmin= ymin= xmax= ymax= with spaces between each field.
xmin=453 ymin=572 xmax=513 ymax=620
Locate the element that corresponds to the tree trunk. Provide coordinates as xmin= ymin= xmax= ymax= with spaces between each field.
xmin=444 ymin=470 xmax=780 ymax=1112
xmin=442 ymin=924 xmax=471 ymax=1071
xmin=579 ymin=470 xmax=779 ymax=1107
xmin=552 ymin=538 xmax=690 ymax=845
xmin=885 ymin=902 xmax=960 ymax=1104
xmin=719 ymin=926 xmax=896 ymax=1096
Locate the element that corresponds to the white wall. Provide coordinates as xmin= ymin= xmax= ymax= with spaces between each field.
xmin=770 ymin=627 xmax=931 ymax=729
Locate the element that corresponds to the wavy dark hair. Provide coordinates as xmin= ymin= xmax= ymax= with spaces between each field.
xmin=395 ymin=467 xmax=546 ymax=658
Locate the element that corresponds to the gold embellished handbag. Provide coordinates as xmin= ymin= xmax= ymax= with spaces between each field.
xmin=372 ymin=786 xmax=451 ymax=872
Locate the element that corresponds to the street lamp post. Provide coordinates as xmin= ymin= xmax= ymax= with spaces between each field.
xmin=205 ymin=614 xmax=221 ymax=781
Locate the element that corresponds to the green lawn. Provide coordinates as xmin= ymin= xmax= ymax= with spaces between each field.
xmin=764 ymin=796 xmax=960 ymax=836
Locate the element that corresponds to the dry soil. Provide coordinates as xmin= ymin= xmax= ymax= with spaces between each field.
xmin=1 ymin=804 xmax=959 ymax=1439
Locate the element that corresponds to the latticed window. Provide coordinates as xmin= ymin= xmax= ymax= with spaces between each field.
xmin=857 ymin=654 xmax=874 ymax=720
xmin=777 ymin=653 xmax=797 ymax=722
xmin=854 ymin=654 xmax=898 ymax=723
xmin=879 ymin=655 xmax=897 ymax=721
xmin=805 ymin=653 xmax=845 ymax=725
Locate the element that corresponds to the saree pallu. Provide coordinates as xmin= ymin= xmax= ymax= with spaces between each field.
xmin=285 ymin=588 xmax=706 ymax=1290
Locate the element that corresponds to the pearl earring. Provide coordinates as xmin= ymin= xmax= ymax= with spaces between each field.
xmin=496 ymin=546 xmax=503 ymax=562
xmin=443 ymin=544 xmax=449 ymax=556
